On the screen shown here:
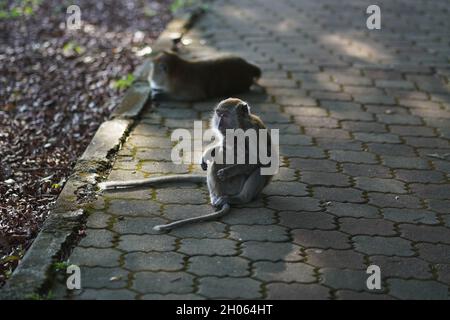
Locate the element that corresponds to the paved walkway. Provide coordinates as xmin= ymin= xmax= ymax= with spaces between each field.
xmin=53 ymin=0 xmax=450 ymax=299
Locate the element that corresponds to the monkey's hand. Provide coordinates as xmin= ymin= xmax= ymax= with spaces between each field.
xmin=201 ymin=159 xmax=208 ymax=171
xmin=217 ymin=168 xmax=231 ymax=181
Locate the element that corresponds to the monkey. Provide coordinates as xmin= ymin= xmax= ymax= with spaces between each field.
xmin=98 ymin=98 xmax=276 ymax=231
xmin=149 ymin=51 xmax=261 ymax=101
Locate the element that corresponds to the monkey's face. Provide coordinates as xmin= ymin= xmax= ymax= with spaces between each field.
xmin=212 ymin=98 xmax=249 ymax=135
xmin=150 ymin=52 xmax=171 ymax=91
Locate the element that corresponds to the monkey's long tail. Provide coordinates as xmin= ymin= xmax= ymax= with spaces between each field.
xmin=98 ymin=174 xmax=206 ymax=191
xmin=153 ymin=203 xmax=231 ymax=231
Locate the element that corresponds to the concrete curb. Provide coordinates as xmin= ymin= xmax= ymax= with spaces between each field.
xmin=0 ymin=6 xmax=204 ymax=300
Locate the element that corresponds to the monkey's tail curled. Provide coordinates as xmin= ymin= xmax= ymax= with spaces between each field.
xmin=98 ymin=174 xmax=206 ymax=191
xmin=153 ymin=203 xmax=231 ymax=231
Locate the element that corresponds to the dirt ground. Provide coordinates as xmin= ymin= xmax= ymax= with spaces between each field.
xmin=0 ymin=0 xmax=173 ymax=286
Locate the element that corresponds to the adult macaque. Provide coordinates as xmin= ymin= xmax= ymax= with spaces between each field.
xmin=149 ymin=51 xmax=261 ymax=101
xmin=99 ymin=98 xmax=276 ymax=231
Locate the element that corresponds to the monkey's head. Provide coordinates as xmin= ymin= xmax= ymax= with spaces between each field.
xmin=212 ymin=98 xmax=251 ymax=135
xmin=149 ymin=50 xmax=179 ymax=91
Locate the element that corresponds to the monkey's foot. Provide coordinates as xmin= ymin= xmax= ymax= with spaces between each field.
xmin=213 ymin=196 xmax=229 ymax=208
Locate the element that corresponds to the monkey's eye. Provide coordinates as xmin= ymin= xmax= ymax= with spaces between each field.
xmin=159 ymin=63 xmax=168 ymax=72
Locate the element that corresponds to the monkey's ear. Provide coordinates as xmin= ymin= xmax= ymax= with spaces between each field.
xmin=236 ymin=102 xmax=250 ymax=115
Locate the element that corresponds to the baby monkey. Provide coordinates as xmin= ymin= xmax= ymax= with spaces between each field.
xmin=149 ymin=51 xmax=261 ymax=101
xmin=99 ymin=98 xmax=275 ymax=231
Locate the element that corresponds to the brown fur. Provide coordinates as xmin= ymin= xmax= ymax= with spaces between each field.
xmin=150 ymin=51 xmax=261 ymax=101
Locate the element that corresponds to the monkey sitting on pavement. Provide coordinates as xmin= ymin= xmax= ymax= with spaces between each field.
xmin=149 ymin=51 xmax=262 ymax=101
xmin=99 ymin=98 xmax=276 ymax=231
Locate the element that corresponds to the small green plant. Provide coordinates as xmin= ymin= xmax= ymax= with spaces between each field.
xmin=112 ymin=74 xmax=135 ymax=90
xmin=143 ymin=6 xmax=157 ymax=17
xmin=27 ymin=291 xmax=53 ymax=300
xmin=62 ymin=41 xmax=85 ymax=57
xmin=170 ymin=0 xmax=199 ymax=13
xmin=52 ymin=261 xmax=70 ymax=272
xmin=0 ymin=0 xmax=41 ymax=19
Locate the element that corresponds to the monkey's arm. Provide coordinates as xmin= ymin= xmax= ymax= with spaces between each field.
xmin=98 ymin=174 xmax=206 ymax=191
xmin=201 ymin=146 xmax=217 ymax=171
xmin=217 ymin=164 xmax=261 ymax=180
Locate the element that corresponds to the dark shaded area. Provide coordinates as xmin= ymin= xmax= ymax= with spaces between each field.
xmin=0 ymin=0 xmax=172 ymax=286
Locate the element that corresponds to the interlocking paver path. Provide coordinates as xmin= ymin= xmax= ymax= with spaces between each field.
xmin=52 ymin=0 xmax=450 ymax=299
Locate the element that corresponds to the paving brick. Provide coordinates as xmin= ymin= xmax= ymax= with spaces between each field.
xmin=108 ymin=199 xmax=161 ymax=216
xmin=178 ymin=238 xmax=237 ymax=256
xmin=319 ymin=268 xmax=372 ymax=292
xmin=80 ymin=267 xmax=129 ymax=289
xmin=335 ymin=290 xmax=396 ymax=300
xmin=354 ymin=133 xmax=401 ymax=144
xmin=352 ymin=236 xmax=414 ymax=256
xmin=169 ymin=221 xmax=227 ymax=239
xmin=188 ymin=256 xmax=250 ymax=276
xmin=330 ymin=150 xmax=377 ymax=164
xmin=124 ymin=252 xmax=184 ymax=271
xmin=281 ymin=145 xmax=326 ymax=158
xmin=266 ymin=283 xmax=330 ymax=300
xmin=292 ymin=229 xmax=351 ymax=249
xmin=339 ymin=218 xmax=396 ymax=236
xmin=86 ymin=212 xmax=111 ymax=229
xmin=369 ymin=256 xmax=432 ymax=279
xmin=416 ymin=243 xmax=450 ymax=264
xmin=305 ymin=248 xmax=365 ymax=269
xmin=395 ymin=170 xmax=445 ymax=183
xmin=355 ymin=177 xmax=406 ymax=194
xmin=435 ymin=264 xmax=450 ymax=284
xmin=253 ymin=261 xmax=316 ymax=283
xmin=272 ymin=167 xmax=297 ymax=181
xmin=113 ymin=217 xmax=168 ymax=235
xmin=342 ymin=164 xmax=392 ymax=179
xmin=400 ymin=224 xmax=450 ymax=244
xmin=313 ymin=187 xmax=364 ymax=203
xmin=132 ymin=272 xmax=194 ymax=294
xmin=229 ymin=225 xmax=289 ymax=242
xmin=267 ymin=196 xmax=321 ymax=211
xmin=341 ymin=121 xmax=387 ymax=133
xmin=117 ymin=234 xmax=176 ymax=252
xmin=410 ymin=184 xmax=450 ymax=200
xmin=79 ymin=229 xmax=115 ymax=248
xmin=241 ymin=241 xmax=303 ymax=262
xmin=388 ymin=279 xmax=448 ymax=300
xmin=326 ymin=203 xmax=380 ymax=218
xmin=156 ymin=188 xmax=207 ymax=204
xmin=198 ymin=277 xmax=262 ymax=299
xmin=368 ymin=193 xmax=424 ymax=209
xmin=389 ymin=125 xmax=436 ymax=137
xmin=290 ymin=158 xmax=338 ymax=172
xmin=69 ymin=248 xmax=121 ymax=267
xmin=78 ymin=289 xmax=136 ymax=300
xmin=301 ymin=171 xmax=351 ymax=187
xmin=262 ymin=181 xmax=308 ymax=196
xmin=367 ymin=143 xmax=416 ymax=157
xmin=382 ymin=208 xmax=438 ymax=225
xmin=279 ymin=211 xmax=335 ymax=230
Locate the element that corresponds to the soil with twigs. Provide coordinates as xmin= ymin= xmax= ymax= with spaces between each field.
xmin=0 ymin=0 xmax=172 ymax=286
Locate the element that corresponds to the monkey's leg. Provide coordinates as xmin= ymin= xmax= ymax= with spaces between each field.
xmin=217 ymin=169 xmax=268 ymax=205
xmin=98 ymin=174 xmax=206 ymax=191
xmin=153 ymin=203 xmax=231 ymax=231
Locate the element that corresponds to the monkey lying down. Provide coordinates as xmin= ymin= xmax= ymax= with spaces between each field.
xmin=149 ymin=50 xmax=262 ymax=101
xmin=99 ymin=98 xmax=277 ymax=231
